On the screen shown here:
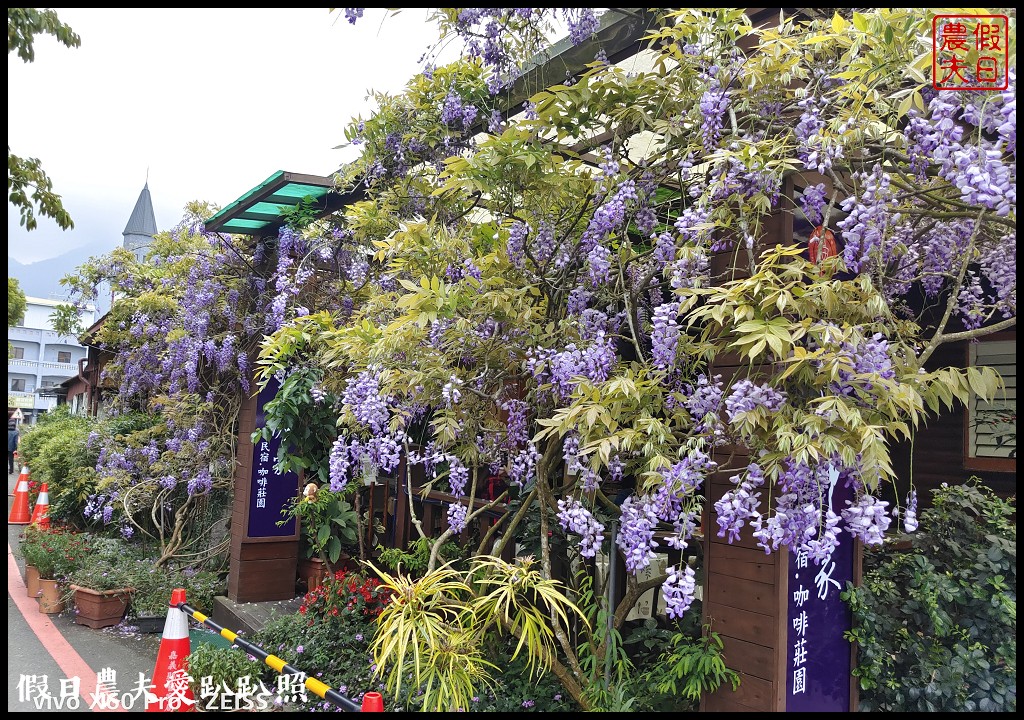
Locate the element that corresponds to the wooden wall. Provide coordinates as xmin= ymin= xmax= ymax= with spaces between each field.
xmin=701 ymin=347 xmax=788 ymax=712
xmin=702 ymin=487 xmax=789 ymax=711
xmin=889 ymin=336 xmax=1017 ymax=511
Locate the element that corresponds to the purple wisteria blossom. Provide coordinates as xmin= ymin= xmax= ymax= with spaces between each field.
xmin=794 ymin=97 xmax=844 ymax=173
xmin=501 ymin=399 xmax=529 ymax=449
xmin=714 ymin=462 xmax=765 ymax=544
xmin=617 ymin=495 xmax=659 ymax=573
xmin=447 ymin=502 xmax=468 ymax=534
xmin=651 ymin=302 xmax=681 ymax=370
xmin=528 ymin=332 xmax=617 ymax=403
xmin=699 ymin=81 xmax=729 ymax=153
xmin=684 ymin=373 xmax=724 ymax=432
xmin=842 ymin=493 xmax=891 ymax=545
xmin=442 ymin=375 xmax=463 ymax=407
xmin=724 ymin=380 xmax=786 ymax=422
xmin=557 ymin=496 xmax=605 ymax=558
xmin=800 ymin=183 xmax=828 ymax=225
xmin=441 ymin=90 xmax=479 ymax=129
xmin=507 ymin=221 xmax=528 ymax=268
xmin=343 ymin=366 xmax=389 ymax=432
xmin=329 ymin=435 xmax=351 ymax=492
xmin=830 ymin=331 xmax=896 ymax=398
xmin=508 ymin=443 xmax=540 ymax=487
xmin=447 ymin=456 xmax=469 ymax=497
xmin=662 ymin=564 xmax=697 ymax=618
xmin=903 ymin=490 xmax=919 ymax=533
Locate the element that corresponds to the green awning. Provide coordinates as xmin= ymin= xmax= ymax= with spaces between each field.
xmin=204 ymin=170 xmax=339 ymax=236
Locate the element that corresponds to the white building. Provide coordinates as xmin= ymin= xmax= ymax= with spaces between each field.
xmin=8 ymin=296 xmax=98 ymax=425
xmin=9 ymin=182 xmax=157 ymax=425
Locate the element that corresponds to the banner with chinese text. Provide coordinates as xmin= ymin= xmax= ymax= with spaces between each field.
xmin=247 ymin=377 xmax=298 ymax=538
xmin=785 ymin=465 xmax=855 ymax=711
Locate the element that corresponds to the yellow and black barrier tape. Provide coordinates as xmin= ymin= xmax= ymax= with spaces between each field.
xmin=174 ymin=600 xmax=363 ymax=712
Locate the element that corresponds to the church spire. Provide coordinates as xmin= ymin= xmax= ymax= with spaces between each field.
xmin=122 ymin=181 xmax=158 ymax=262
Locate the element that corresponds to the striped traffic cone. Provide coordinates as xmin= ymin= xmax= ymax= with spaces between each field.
xmin=29 ymin=482 xmax=50 ymax=528
xmin=8 ymin=468 xmax=32 ymax=524
xmin=146 ymin=588 xmax=195 ymax=712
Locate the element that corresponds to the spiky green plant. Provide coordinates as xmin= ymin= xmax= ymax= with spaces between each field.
xmin=470 ymin=555 xmax=589 ymax=680
xmin=367 ymin=561 xmax=493 ymax=710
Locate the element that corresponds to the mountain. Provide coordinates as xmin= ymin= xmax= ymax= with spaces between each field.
xmin=8 ymin=241 xmax=119 ymax=307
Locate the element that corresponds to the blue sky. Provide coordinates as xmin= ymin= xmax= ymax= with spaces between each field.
xmin=8 ymin=8 xmax=453 ymax=265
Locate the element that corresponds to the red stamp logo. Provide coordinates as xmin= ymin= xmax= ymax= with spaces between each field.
xmin=932 ymin=15 xmax=1009 ymax=90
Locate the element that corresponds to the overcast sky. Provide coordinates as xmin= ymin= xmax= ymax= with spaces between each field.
xmin=8 ymin=8 xmax=456 ymax=264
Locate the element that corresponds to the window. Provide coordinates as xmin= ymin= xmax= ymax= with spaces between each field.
xmin=966 ymin=337 xmax=1016 ymax=471
xmin=11 ymin=347 xmax=25 ymax=359
xmin=11 ymin=379 xmax=26 ymax=392
xmin=57 ymin=351 xmax=72 ymax=364
xmin=40 ymin=380 xmax=55 ymax=388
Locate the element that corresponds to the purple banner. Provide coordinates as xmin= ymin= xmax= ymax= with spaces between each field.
xmin=786 ymin=466 xmax=855 ymax=711
xmin=247 ymin=377 xmax=298 ymax=538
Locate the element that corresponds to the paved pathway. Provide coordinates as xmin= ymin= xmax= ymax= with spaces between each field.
xmin=8 ymin=469 xmax=162 ymax=712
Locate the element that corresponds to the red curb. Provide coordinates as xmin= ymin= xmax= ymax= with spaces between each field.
xmin=8 ymin=541 xmax=127 ymax=712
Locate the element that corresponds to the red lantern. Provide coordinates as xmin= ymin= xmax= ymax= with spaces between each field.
xmin=809 ymin=226 xmax=837 ymax=264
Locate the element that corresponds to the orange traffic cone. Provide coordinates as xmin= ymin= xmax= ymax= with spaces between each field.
xmin=30 ymin=482 xmax=50 ymax=528
xmin=9 ymin=469 xmax=32 ymax=525
xmin=361 ymin=692 xmax=384 ymax=712
xmin=146 ymin=588 xmax=195 ymax=712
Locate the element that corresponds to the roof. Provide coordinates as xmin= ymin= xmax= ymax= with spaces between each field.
xmin=203 ymin=9 xmax=792 ymax=235
xmin=201 ymin=14 xmax=658 ymax=236
xmin=123 ymin=182 xmax=158 ymax=237
xmin=204 ymin=170 xmax=364 ymax=237
xmin=78 ymin=310 xmax=111 ymax=346
xmin=25 ymin=295 xmax=76 ymax=308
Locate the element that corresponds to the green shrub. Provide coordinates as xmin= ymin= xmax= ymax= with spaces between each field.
xmin=187 ymin=641 xmax=266 ymax=712
xmin=374 ymin=536 xmax=463 ymax=577
xmin=843 ymin=478 xmax=1016 ymax=712
xmin=65 ymin=535 xmax=139 ymax=592
xmin=641 ymin=624 xmax=740 ymax=709
xmin=16 ymin=409 xmax=162 ymax=528
xmin=17 ymin=524 xmax=89 ymax=580
xmin=124 ymin=556 xmax=225 ymax=619
xmin=18 ymin=407 xmax=95 ymax=524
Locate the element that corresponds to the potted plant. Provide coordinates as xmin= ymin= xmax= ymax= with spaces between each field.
xmin=187 ymin=641 xmax=267 ymax=712
xmin=17 ymin=525 xmax=46 ymax=598
xmin=280 ymin=482 xmax=360 ymax=590
xmin=128 ymin=561 xmax=227 ymax=633
xmin=22 ymin=525 xmax=83 ymax=614
xmin=65 ymin=536 xmax=135 ymax=628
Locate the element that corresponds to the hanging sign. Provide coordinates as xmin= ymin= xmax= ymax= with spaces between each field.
xmin=247 ymin=376 xmax=298 ymax=538
xmin=785 ymin=465 xmax=855 ymax=711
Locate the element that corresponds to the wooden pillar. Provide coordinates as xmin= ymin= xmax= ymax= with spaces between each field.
xmin=702 ymin=464 xmax=788 ymax=711
xmin=227 ymin=376 xmax=301 ymax=602
xmin=701 ymin=189 xmax=858 ymax=710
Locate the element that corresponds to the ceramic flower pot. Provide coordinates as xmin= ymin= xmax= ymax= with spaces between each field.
xmin=70 ymin=584 xmax=133 ymax=628
xmin=25 ymin=564 xmax=41 ymax=598
xmin=37 ymin=578 xmax=65 ymax=614
xmin=298 ymin=558 xmax=331 ymax=591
